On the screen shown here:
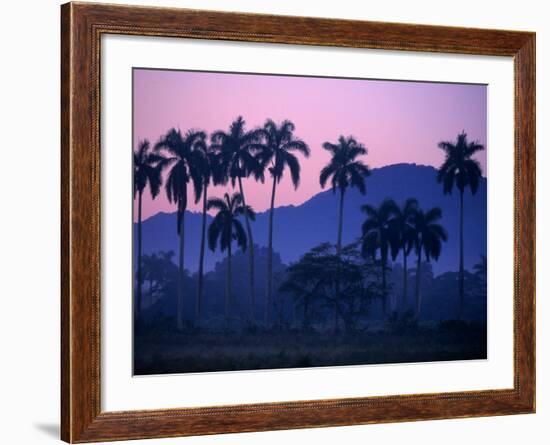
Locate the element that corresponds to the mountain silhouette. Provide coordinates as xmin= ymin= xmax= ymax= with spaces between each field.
xmin=135 ymin=163 xmax=486 ymax=275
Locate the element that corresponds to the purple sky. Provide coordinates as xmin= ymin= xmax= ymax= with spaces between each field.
xmin=133 ymin=69 xmax=487 ymax=221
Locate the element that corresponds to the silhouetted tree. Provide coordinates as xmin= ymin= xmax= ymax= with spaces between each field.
xmin=320 ymin=136 xmax=370 ymax=255
xmin=336 ymin=244 xmax=379 ymax=332
xmin=142 ymin=251 xmax=176 ymax=307
xmin=196 ymin=144 xmax=224 ymax=322
xmin=133 ymin=139 xmax=166 ymax=319
xmin=208 ymin=192 xmax=255 ymax=320
xmin=389 ymin=198 xmax=419 ymax=310
xmin=437 ymin=131 xmax=484 ymax=319
xmin=260 ymin=119 xmax=310 ymax=326
xmin=279 ymin=244 xmax=331 ymax=331
xmin=320 ymin=136 xmax=370 ymax=329
xmin=212 ymin=117 xmax=265 ymax=323
xmin=155 ymin=128 xmax=207 ymax=330
xmin=410 ymin=206 xmax=448 ymax=318
xmin=361 ymin=199 xmax=399 ymax=314
xmin=280 ymin=243 xmax=376 ymax=333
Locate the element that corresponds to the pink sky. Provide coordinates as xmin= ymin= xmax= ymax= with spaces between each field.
xmin=133 ymin=68 xmax=487 ymax=221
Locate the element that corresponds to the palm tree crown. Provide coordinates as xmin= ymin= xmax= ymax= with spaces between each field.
xmin=320 ymin=135 xmax=370 ymax=194
xmin=437 ymin=131 xmax=484 ymax=195
xmin=198 ymin=144 xmax=223 ymax=190
xmin=361 ymin=199 xmax=399 ymax=263
xmin=389 ymin=198 xmax=419 ymax=260
xmin=133 ymin=139 xmax=165 ymax=199
xmin=155 ymin=128 xmax=208 ymax=231
xmin=207 ymin=192 xmax=255 ymax=254
xmin=261 ymin=119 xmax=310 ymax=187
xmin=211 ymin=116 xmax=266 ymax=185
xmin=412 ymin=207 xmax=448 ymax=262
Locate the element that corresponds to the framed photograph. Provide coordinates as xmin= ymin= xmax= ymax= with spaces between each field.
xmin=61 ymin=2 xmax=535 ymax=442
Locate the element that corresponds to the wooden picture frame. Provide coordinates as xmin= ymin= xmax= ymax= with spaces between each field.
xmin=61 ymin=2 xmax=535 ymax=442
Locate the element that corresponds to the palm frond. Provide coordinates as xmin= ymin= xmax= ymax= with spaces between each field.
xmin=465 ymin=141 xmax=485 ymax=157
xmin=348 ymin=163 xmax=368 ymax=194
xmin=207 ymin=197 xmax=227 ymax=212
xmin=233 ymin=219 xmax=248 ymax=252
xmin=147 ymin=165 xmax=163 ymax=198
xmin=437 ymin=140 xmax=455 ymax=154
xmin=285 ymin=139 xmax=310 ymax=157
xmin=464 ymin=159 xmax=482 ymax=194
xmin=360 ymin=204 xmax=378 ymax=218
xmin=429 ymin=224 xmax=448 ymax=242
xmin=284 ymin=152 xmax=301 ymax=189
xmin=424 ymin=206 xmax=443 ymax=223
xmin=207 ymin=216 xmax=223 ymax=251
xmin=322 ymin=141 xmax=339 ymax=154
xmin=348 ymin=144 xmax=367 ymax=159
xmin=319 ymin=162 xmax=337 ymax=190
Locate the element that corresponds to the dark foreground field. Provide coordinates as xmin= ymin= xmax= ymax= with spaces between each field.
xmin=134 ymin=322 xmax=487 ymax=375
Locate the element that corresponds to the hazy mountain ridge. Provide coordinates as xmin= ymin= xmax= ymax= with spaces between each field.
xmin=135 ymin=163 xmax=487 ymax=275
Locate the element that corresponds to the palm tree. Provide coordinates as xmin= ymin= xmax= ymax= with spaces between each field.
xmin=320 ymin=136 xmax=370 ymax=329
xmin=155 ymin=128 xmax=207 ymax=330
xmin=261 ymin=119 xmax=310 ymax=326
xmin=142 ymin=250 xmax=176 ymax=307
xmin=211 ymin=116 xmax=266 ymax=323
xmin=320 ymin=135 xmax=370 ymax=255
xmin=360 ymin=199 xmax=399 ymax=314
xmin=207 ymin=192 xmax=256 ymax=320
xmin=133 ymin=139 xmax=166 ymax=319
xmin=389 ymin=198 xmax=419 ymax=310
xmin=410 ymin=206 xmax=448 ymax=318
xmin=196 ymin=145 xmax=223 ymax=322
xmin=437 ymin=131 xmax=484 ymax=320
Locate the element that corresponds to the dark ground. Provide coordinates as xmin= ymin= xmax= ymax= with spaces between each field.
xmin=134 ymin=323 xmax=487 ymax=375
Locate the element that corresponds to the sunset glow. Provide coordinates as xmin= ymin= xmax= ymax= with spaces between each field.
xmin=133 ymin=69 xmax=487 ymax=221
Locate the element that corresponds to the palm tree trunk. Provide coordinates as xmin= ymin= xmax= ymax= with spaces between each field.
xmin=458 ymin=190 xmax=465 ymax=320
xmin=196 ymin=183 xmax=208 ymax=322
xmin=177 ymin=210 xmax=185 ymax=331
xmin=226 ymin=241 xmax=232 ymax=323
xmin=237 ymin=176 xmax=256 ymax=325
xmin=336 ymin=188 xmax=345 ymax=254
xmin=333 ymin=187 xmax=345 ymax=332
xmin=136 ymin=190 xmax=143 ymax=320
xmin=265 ymin=175 xmax=277 ymax=327
xmin=415 ymin=249 xmax=422 ymax=318
xmin=402 ymin=248 xmax=408 ymax=310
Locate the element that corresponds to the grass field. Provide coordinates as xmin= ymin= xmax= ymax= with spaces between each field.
xmin=134 ymin=323 xmax=487 ymax=375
